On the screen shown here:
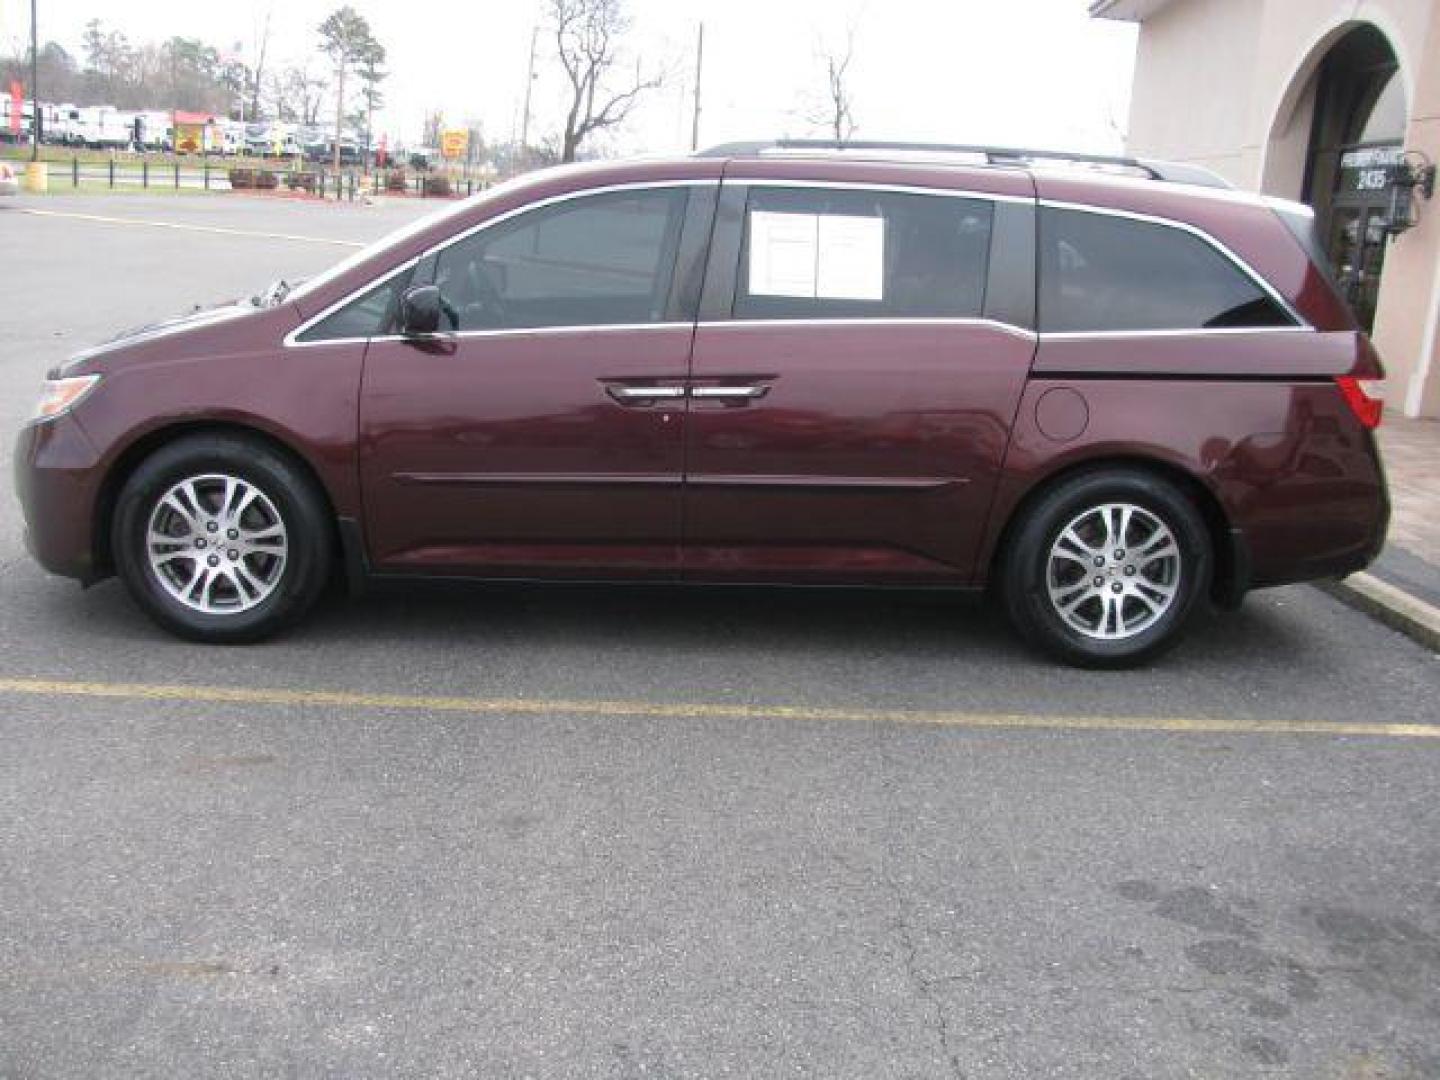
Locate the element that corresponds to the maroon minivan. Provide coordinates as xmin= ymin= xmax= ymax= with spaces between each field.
xmin=15 ymin=141 xmax=1389 ymax=666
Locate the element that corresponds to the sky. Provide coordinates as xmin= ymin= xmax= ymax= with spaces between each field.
xmin=0 ymin=0 xmax=1139 ymax=155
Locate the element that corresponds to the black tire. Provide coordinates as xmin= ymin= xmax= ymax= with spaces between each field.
xmin=111 ymin=433 xmax=333 ymax=643
xmin=1000 ymin=468 xmax=1212 ymax=668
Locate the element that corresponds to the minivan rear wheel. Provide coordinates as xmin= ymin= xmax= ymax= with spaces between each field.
xmin=1000 ymin=469 xmax=1212 ymax=668
xmin=112 ymin=434 xmax=332 ymax=643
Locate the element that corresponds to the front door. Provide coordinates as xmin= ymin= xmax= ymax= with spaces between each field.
xmin=359 ymin=183 xmax=712 ymax=578
xmin=682 ymin=180 xmax=1038 ymax=584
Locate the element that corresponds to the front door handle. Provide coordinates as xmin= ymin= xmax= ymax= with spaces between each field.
xmin=606 ymin=384 xmax=688 ymax=405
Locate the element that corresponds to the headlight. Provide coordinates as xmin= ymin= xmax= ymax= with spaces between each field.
xmin=32 ymin=375 xmax=101 ymax=422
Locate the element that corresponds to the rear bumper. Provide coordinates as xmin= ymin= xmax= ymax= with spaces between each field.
xmin=13 ymin=413 xmax=105 ymax=583
xmin=1241 ymin=428 xmax=1390 ymax=590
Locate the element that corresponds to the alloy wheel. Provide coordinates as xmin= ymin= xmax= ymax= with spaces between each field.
xmin=145 ymin=473 xmax=288 ymax=614
xmin=1045 ymin=502 xmax=1181 ymax=640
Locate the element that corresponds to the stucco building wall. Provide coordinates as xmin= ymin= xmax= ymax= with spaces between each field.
xmin=1098 ymin=0 xmax=1440 ymax=418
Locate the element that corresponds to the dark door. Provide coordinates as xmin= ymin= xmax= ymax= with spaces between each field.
xmin=358 ymin=183 xmax=713 ymax=578
xmin=682 ymin=182 xmax=1038 ymax=584
xmin=1326 ymin=143 xmax=1403 ymax=331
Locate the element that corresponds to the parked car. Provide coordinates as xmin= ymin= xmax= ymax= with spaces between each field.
xmin=14 ymin=140 xmax=1390 ymax=665
xmin=304 ymin=135 xmax=362 ymax=166
xmin=0 ymin=161 xmax=17 ymax=195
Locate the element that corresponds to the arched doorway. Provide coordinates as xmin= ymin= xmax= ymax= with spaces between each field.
xmin=1266 ymin=23 xmax=1408 ymax=330
xmin=1307 ymin=25 xmax=1407 ymax=330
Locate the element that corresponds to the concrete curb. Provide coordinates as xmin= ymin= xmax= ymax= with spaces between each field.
xmin=1318 ymin=573 xmax=1440 ymax=654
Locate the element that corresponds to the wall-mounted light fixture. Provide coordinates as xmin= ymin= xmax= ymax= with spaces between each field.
xmin=1386 ymin=157 xmax=1437 ymax=236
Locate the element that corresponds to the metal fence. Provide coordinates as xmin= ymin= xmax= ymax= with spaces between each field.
xmin=25 ymin=157 xmax=487 ymax=200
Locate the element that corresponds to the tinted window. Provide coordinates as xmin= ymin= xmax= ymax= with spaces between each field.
xmin=294 ymin=276 xmax=405 ymax=342
xmin=432 ymin=187 xmax=689 ymax=331
xmin=735 ymin=187 xmax=993 ymax=320
xmin=1039 ymin=208 xmax=1293 ymax=333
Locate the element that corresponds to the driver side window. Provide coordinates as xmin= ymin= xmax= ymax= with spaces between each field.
xmin=431 ymin=187 xmax=690 ymax=332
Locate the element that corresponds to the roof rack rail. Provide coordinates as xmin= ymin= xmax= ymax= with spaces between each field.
xmin=696 ymin=139 xmax=1234 ymax=190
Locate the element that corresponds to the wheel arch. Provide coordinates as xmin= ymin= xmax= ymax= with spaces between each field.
xmin=91 ymin=419 xmax=344 ymax=578
xmin=984 ymin=454 xmax=1246 ymax=609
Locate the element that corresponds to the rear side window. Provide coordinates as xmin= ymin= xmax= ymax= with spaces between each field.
xmin=433 ymin=187 xmax=689 ymax=331
xmin=1039 ymin=208 xmax=1294 ymax=333
xmin=735 ymin=187 xmax=993 ymax=320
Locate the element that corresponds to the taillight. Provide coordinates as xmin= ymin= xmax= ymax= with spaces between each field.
xmin=1336 ymin=375 xmax=1384 ymax=429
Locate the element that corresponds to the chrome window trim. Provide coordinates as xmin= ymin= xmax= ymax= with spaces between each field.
xmin=289 ymin=313 xmax=1314 ymax=350
xmin=289 ymin=316 xmax=1041 ymax=349
xmin=284 ymin=179 xmax=717 ymax=348
xmin=696 ymin=317 xmax=1038 ymax=341
xmin=1040 ymin=326 xmax=1315 ymax=342
xmin=1037 ymin=198 xmax=1311 ymax=330
xmin=293 ymin=321 xmax=697 ymax=349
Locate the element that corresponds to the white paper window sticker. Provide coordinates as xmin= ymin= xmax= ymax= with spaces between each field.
xmin=816 ymin=214 xmax=884 ymax=301
xmin=747 ymin=210 xmax=886 ymax=302
xmin=748 ymin=211 xmax=817 ymax=298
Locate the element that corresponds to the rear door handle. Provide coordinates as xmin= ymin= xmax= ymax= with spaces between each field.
xmin=689 ymin=385 xmax=771 ymax=401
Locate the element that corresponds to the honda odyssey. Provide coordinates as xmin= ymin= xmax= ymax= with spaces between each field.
xmin=15 ymin=140 xmax=1390 ymax=666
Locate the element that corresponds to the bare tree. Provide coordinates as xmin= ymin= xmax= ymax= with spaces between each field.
xmin=811 ymin=33 xmax=856 ymax=142
xmin=249 ymin=7 xmax=272 ymax=120
xmin=550 ymin=0 xmax=662 ymax=163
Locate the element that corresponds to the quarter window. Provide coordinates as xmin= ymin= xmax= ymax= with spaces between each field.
xmin=1039 ymin=208 xmax=1294 ymax=333
xmin=431 ymin=187 xmax=689 ymax=331
xmin=735 ymin=187 xmax=994 ymax=320
xmin=294 ymin=276 xmax=406 ymax=343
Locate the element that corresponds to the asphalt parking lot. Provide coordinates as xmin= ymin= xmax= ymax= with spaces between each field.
xmin=2 ymin=193 xmax=1439 ymax=1079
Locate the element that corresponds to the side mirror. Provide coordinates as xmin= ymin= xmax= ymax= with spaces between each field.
xmin=400 ymin=284 xmax=444 ymax=336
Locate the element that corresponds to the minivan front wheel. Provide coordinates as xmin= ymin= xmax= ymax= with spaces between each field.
xmin=112 ymin=434 xmax=332 ymax=642
xmin=1001 ymin=469 xmax=1212 ymax=668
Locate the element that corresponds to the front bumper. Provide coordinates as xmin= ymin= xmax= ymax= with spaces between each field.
xmin=13 ymin=412 xmax=105 ymax=583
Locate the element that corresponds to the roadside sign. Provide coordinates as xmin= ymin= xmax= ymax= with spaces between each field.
xmin=8 ymin=81 xmax=21 ymax=137
xmin=440 ymin=129 xmax=469 ymax=160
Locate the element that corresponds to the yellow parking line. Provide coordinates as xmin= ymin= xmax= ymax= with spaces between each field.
xmin=16 ymin=207 xmax=364 ymax=247
xmin=0 ymin=676 xmax=1434 ymax=739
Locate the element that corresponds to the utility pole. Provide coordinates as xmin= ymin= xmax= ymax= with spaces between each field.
xmin=332 ymin=60 xmax=344 ymax=176
xmin=519 ymin=25 xmax=539 ymax=154
xmin=30 ymin=0 xmax=40 ymax=160
xmin=690 ymin=21 xmax=703 ymax=152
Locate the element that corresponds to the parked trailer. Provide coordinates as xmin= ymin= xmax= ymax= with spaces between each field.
xmin=218 ymin=120 xmax=248 ymax=155
xmin=72 ymin=106 xmax=132 ymax=150
xmin=134 ymin=111 xmax=172 ymax=151
xmin=263 ymin=124 xmax=305 ymax=158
